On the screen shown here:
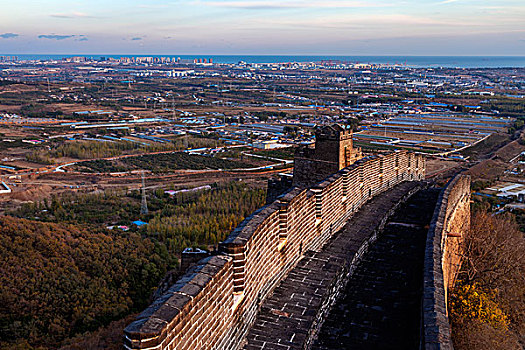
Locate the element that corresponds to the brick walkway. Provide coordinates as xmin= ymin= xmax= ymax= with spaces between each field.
xmin=241 ymin=182 xmax=435 ymax=350
xmin=313 ymin=188 xmax=440 ymax=349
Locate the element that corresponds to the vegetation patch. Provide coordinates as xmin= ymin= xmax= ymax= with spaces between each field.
xmin=145 ymin=182 xmax=265 ymax=252
xmin=6 ymin=182 xmax=265 ymax=349
xmin=460 ymin=133 xmax=510 ymax=161
xmin=449 ymin=211 xmax=524 ymax=350
xmin=73 ymin=152 xmax=254 ymax=173
xmin=26 ymin=140 xmax=177 ymax=164
xmin=252 ymin=147 xmax=295 ymax=160
xmin=0 ymin=216 xmax=176 ymax=350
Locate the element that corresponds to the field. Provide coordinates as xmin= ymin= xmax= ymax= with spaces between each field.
xmin=72 ymin=152 xmax=255 ymax=173
xmin=460 ymin=133 xmax=511 ymax=160
xmin=356 ymin=114 xmax=513 ymax=155
xmin=251 ymin=147 xmax=296 ymax=159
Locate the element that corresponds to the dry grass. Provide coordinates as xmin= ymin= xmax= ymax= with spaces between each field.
xmin=465 ymin=159 xmax=508 ymax=181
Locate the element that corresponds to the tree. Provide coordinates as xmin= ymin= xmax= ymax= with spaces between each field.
xmin=450 ymin=211 xmax=524 ymax=350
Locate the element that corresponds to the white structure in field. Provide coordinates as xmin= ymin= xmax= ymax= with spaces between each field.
xmin=487 ymin=182 xmax=525 ymax=201
xmin=0 ymin=182 xmax=11 ymax=194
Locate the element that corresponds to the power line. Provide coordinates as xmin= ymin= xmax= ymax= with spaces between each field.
xmin=140 ymin=171 xmax=148 ymax=215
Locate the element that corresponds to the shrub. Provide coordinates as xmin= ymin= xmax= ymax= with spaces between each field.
xmin=449 ymin=211 xmax=524 ymax=350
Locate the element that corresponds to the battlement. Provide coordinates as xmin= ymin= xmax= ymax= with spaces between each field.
xmin=422 ymin=174 xmax=470 ymax=349
xmin=315 ymin=123 xmax=353 ymax=141
xmin=293 ymin=124 xmax=363 ymax=188
xmin=124 ymin=151 xmax=425 ymax=350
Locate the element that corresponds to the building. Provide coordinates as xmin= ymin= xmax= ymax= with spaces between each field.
xmin=486 ymin=182 xmax=525 ymax=202
xmin=252 ymin=139 xmax=285 ymax=150
xmin=293 ymin=124 xmax=363 ymax=187
xmin=266 ymin=124 xmax=363 ymax=203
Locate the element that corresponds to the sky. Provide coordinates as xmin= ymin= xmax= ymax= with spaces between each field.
xmin=0 ymin=0 xmax=524 ymax=55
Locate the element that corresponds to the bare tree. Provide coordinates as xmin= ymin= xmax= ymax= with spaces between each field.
xmin=451 ymin=211 xmax=525 ymax=350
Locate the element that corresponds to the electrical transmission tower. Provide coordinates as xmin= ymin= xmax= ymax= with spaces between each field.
xmin=140 ymin=171 xmax=148 ymax=215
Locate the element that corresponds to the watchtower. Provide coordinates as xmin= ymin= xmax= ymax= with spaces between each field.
xmin=313 ymin=124 xmax=362 ymax=169
xmin=293 ymin=124 xmax=362 ymax=188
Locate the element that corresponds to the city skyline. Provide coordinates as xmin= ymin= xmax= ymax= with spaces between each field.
xmin=0 ymin=0 xmax=524 ymax=55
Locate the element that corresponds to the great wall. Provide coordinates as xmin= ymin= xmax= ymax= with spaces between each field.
xmin=422 ymin=174 xmax=470 ymax=349
xmin=124 ymin=125 xmax=471 ymax=350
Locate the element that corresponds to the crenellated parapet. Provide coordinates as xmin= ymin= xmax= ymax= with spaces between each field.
xmin=124 ymin=151 xmax=426 ymax=350
xmin=293 ymin=124 xmax=363 ymax=188
xmin=422 ymin=174 xmax=471 ymax=350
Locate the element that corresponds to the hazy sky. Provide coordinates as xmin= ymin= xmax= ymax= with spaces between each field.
xmin=0 ymin=0 xmax=524 ymax=55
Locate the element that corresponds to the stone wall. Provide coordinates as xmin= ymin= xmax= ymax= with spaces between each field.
xmin=422 ymin=174 xmax=471 ymax=350
xmin=293 ymin=125 xmax=363 ymax=188
xmin=266 ymin=175 xmax=293 ymax=204
xmin=124 ymin=151 xmax=426 ymax=350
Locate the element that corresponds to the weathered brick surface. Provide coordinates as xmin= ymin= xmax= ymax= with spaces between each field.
xmin=313 ymin=188 xmax=441 ymax=349
xmin=241 ymin=182 xmax=426 ymax=350
xmin=293 ymin=125 xmax=363 ymax=188
xmin=124 ymin=255 xmax=234 ymax=350
xmin=422 ymin=175 xmax=470 ymax=350
xmin=124 ymin=151 xmax=426 ymax=350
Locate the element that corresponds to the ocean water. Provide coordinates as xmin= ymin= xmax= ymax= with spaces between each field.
xmin=3 ymin=54 xmax=525 ymax=68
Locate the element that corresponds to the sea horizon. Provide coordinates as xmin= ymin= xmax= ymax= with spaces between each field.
xmin=1 ymin=54 xmax=525 ymax=68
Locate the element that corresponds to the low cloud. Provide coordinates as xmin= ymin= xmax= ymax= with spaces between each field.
xmin=131 ymin=37 xmax=142 ymax=41
xmin=253 ymin=13 xmax=484 ymax=31
xmin=137 ymin=4 xmax=170 ymax=9
xmin=50 ymin=12 xmax=94 ymax=18
xmin=38 ymin=34 xmax=75 ymax=40
xmin=203 ymin=0 xmax=387 ymax=9
xmin=77 ymin=37 xmax=89 ymax=41
xmin=0 ymin=33 xmax=19 ymax=39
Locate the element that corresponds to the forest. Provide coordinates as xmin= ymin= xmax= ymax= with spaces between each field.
xmin=4 ymin=182 xmax=266 ymax=349
xmin=144 ymin=183 xmax=266 ymax=253
xmin=481 ymin=97 xmax=525 ymax=118
xmin=25 ymin=139 xmax=177 ymax=164
xmin=24 ymin=135 xmax=223 ymax=165
xmin=0 ymin=216 xmax=176 ymax=350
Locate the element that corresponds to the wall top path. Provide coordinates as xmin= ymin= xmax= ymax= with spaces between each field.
xmin=242 ymin=181 xmax=426 ymax=350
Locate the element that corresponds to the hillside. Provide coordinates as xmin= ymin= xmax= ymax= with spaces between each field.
xmin=0 ymin=216 xmax=176 ymax=349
